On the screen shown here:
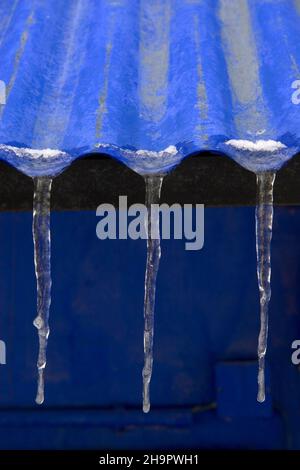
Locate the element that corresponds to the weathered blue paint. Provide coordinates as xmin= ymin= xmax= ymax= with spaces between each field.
xmin=0 ymin=0 xmax=299 ymax=176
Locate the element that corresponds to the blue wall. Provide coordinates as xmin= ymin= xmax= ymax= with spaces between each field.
xmin=0 ymin=204 xmax=299 ymax=449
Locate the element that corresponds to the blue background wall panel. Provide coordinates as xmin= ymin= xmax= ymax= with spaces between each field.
xmin=0 ymin=205 xmax=299 ymax=448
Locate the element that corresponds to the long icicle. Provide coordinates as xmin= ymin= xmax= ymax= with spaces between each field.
xmin=255 ymin=171 xmax=276 ymax=403
xmin=32 ymin=176 xmax=53 ymax=405
xmin=142 ymin=174 xmax=163 ymax=413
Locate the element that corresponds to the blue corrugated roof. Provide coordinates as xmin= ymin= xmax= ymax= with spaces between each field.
xmin=0 ymin=0 xmax=299 ymax=176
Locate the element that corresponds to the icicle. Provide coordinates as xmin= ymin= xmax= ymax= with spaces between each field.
xmin=255 ymin=171 xmax=276 ymax=403
xmin=32 ymin=176 xmax=53 ymax=405
xmin=142 ymin=174 xmax=163 ymax=413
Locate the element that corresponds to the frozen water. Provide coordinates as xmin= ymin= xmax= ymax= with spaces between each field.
xmin=142 ymin=174 xmax=163 ymax=413
xmin=255 ymin=171 xmax=276 ymax=402
xmin=32 ymin=176 xmax=52 ymax=405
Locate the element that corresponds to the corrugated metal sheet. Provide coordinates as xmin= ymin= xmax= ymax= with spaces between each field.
xmin=0 ymin=0 xmax=299 ymax=176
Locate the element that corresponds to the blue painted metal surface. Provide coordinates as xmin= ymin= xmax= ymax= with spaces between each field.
xmin=0 ymin=0 xmax=299 ymax=176
xmin=0 ymin=206 xmax=299 ymax=449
